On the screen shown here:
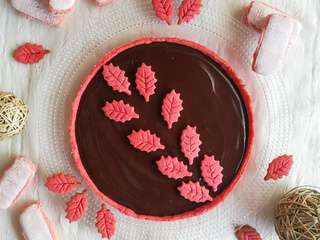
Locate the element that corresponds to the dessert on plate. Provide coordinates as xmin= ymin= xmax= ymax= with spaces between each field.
xmin=70 ymin=37 xmax=254 ymax=221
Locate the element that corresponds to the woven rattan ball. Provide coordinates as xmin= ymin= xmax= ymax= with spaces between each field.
xmin=0 ymin=92 xmax=28 ymax=139
xmin=275 ymin=187 xmax=320 ymax=240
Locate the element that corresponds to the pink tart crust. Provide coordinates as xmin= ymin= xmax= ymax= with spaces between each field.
xmin=69 ymin=37 xmax=254 ymax=221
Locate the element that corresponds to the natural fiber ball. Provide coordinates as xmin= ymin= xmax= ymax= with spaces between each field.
xmin=275 ymin=187 xmax=320 ymax=240
xmin=0 ymin=92 xmax=28 ymax=139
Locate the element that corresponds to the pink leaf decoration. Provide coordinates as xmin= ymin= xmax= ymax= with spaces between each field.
xmin=65 ymin=190 xmax=88 ymax=222
xmin=127 ymin=130 xmax=165 ymax=153
xmin=152 ymin=0 xmax=173 ymax=25
xmin=200 ymin=155 xmax=223 ymax=192
xmin=264 ymin=155 xmax=293 ymax=181
xmin=96 ymin=204 xmax=116 ymax=239
xmin=135 ymin=63 xmax=157 ymax=102
xmin=235 ymin=225 xmax=262 ymax=240
xmin=13 ymin=43 xmax=49 ymax=64
xmin=156 ymin=156 xmax=192 ymax=180
xmin=180 ymin=125 xmax=202 ymax=165
xmin=102 ymin=63 xmax=131 ymax=95
xmin=102 ymin=100 xmax=139 ymax=123
xmin=178 ymin=181 xmax=212 ymax=203
xmin=45 ymin=173 xmax=80 ymax=194
xmin=161 ymin=90 xmax=183 ymax=129
xmin=178 ymin=0 xmax=203 ymax=25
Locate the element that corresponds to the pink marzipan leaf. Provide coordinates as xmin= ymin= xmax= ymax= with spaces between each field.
xmin=103 ymin=63 xmax=131 ymax=95
xmin=96 ymin=204 xmax=116 ymax=239
xmin=178 ymin=0 xmax=203 ymax=25
xmin=65 ymin=190 xmax=88 ymax=222
xmin=156 ymin=156 xmax=192 ymax=180
xmin=178 ymin=181 xmax=212 ymax=203
xmin=264 ymin=155 xmax=293 ymax=181
xmin=127 ymin=130 xmax=165 ymax=153
xmin=161 ymin=90 xmax=183 ymax=129
xmin=135 ymin=63 xmax=157 ymax=102
xmin=235 ymin=225 xmax=262 ymax=240
xmin=152 ymin=0 xmax=173 ymax=25
xmin=200 ymin=155 xmax=223 ymax=192
xmin=13 ymin=43 xmax=49 ymax=64
xmin=180 ymin=125 xmax=202 ymax=165
xmin=102 ymin=100 xmax=139 ymax=123
xmin=45 ymin=173 xmax=80 ymax=194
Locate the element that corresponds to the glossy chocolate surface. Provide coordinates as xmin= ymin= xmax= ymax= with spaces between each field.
xmin=75 ymin=42 xmax=248 ymax=217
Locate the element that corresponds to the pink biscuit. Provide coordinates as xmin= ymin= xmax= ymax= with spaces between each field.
xmin=245 ymin=1 xmax=301 ymax=41
xmin=48 ymin=0 xmax=76 ymax=14
xmin=20 ymin=202 xmax=57 ymax=240
xmin=0 ymin=157 xmax=37 ymax=210
xmin=253 ymin=14 xmax=294 ymax=75
xmin=10 ymin=0 xmax=65 ymax=27
xmin=91 ymin=0 xmax=112 ymax=6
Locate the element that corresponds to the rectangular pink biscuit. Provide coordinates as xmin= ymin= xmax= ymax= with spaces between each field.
xmin=10 ymin=0 xmax=65 ymax=26
xmin=0 ymin=157 xmax=37 ymax=209
xmin=20 ymin=202 xmax=58 ymax=240
xmin=252 ymin=14 xmax=294 ymax=75
xmin=245 ymin=1 xmax=301 ymax=40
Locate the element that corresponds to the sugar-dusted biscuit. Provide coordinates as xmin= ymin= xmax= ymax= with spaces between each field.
xmin=0 ymin=157 xmax=37 ymax=210
xmin=20 ymin=202 xmax=57 ymax=240
xmin=10 ymin=0 xmax=65 ymax=27
xmin=252 ymin=14 xmax=294 ymax=75
xmin=49 ymin=0 xmax=76 ymax=14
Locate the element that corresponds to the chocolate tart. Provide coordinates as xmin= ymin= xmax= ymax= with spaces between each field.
xmin=70 ymin=38 xmax=254 ymax=221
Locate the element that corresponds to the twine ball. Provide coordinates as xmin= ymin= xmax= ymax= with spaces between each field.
xmin=0 ymin=92 xmax=28 ymax=139
xmin=275 ymin=187 xmax=320 ymax=240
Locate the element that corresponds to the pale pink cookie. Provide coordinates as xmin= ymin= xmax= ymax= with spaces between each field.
xmin=161 ymin=90 xmax=183 ymax=129
xmin=200 ymin=155 xmax=223 ymax=192
xmin=20 ymin=202 xmax=57 ymax=240
xmin=245 ymin=1 xmax=301 ymax=42
xmin=252 ymin=14 xmax=294 ymax=75
xmin=92 ymin=0 xmax=112 ymax=6
xmin=180 ymin=125 xmax=202 ymax=165
xmin=49 ymin=0 xmax=76 ymax=14
xmin=10 ymin=0 xmax=65 ymax=27
xmin=127 ymin=129 xmax=165 ymax=153
xmin=102 ymin=100 xmax=139 ymax=123
xmin=156 ymin=156 xmax=192 ymax=180
xmin=0 ymin=157 xmax=37 ymax=210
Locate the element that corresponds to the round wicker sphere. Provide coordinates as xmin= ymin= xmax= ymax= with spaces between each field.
xmin=0 ymin=92 xmax=28 ymax=139
xmin=275 ymin=186 xmax=320 ymax=240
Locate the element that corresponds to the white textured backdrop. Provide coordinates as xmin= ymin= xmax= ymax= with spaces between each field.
xmin=0 ymin=0 xmax=319 ymax=239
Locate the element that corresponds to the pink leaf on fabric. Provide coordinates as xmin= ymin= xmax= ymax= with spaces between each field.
xmin=200 ymin=155 xmax=223 ymax=192
xmin=102 ymin=100 xmax=139 ymax=123
xmin=235 ymin=225 xmax=262 ymax=240
xmin=13 ymin=43 xmax=49 ymax=64
xmin=180 ymin=125 xmax=202 ymax=165
xmin=102 ymin=63 xmax=131 ymax=95
xmin=156 ymin=156 xmax=192 ymax=180
xmin=45 ymin=173 xmax=80 ymax=194
xmin=65 ymin=190 xmax=88 ymax=222
xmin=127 ymin=130 xmax=165 ymax=153
xmin=96 ymin=204 xmax=116 ymax=239
xmin=152 ymin=0 xmax=173 ymax=25
xmin=161 ymin=90 xmax=183 ymax=129
xmin=178 ymin=0 xmax=202 ymax=24
xmin=178 ymin=181 xmax=212 ymax=203
xmin=264 ymin=154 xmax=293 ymax=181
xmin=135 ymin=63 xmax=157 ymax=102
